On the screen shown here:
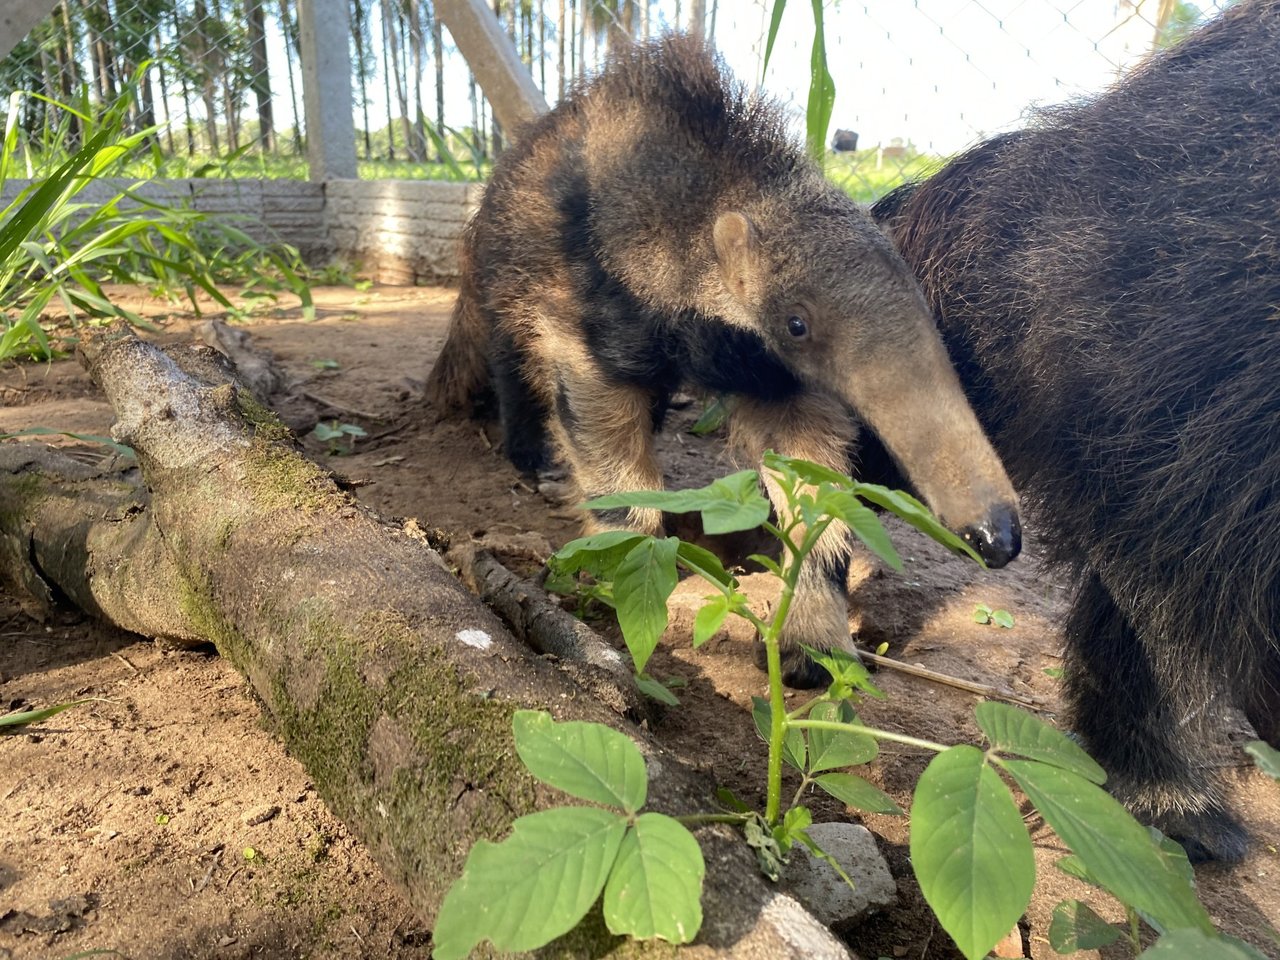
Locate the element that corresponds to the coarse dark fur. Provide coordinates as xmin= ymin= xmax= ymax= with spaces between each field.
xmin=429 ymin=35 xmax=1021 ymax=687
xmin=872 ymin=0 xmax=1280 ymax=862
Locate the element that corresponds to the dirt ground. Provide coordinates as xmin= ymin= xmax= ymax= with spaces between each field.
xmin=1 ymin=284 xmax=1277 ymax=960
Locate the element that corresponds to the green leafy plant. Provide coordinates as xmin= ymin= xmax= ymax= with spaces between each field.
xmin=440 ymin=456 xmax=1259 ymax=959
xmin=974 ymin=602 xmax=1015 ymax=628
xmin=0 ymin=70 xmax=313 ymax=362
xmin=0 ymin=699 xmax=88 ymax=731
xmin=432 ymin=710 xmax=705 ymax=958
xmin=762 ymin=0 xmax=835 ymax=169
xmin=311 ymin=420 xmax=367 ymax=455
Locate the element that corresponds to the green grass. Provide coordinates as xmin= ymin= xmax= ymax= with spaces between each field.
xmin=825 ymin=148 xmax=948 ymax=204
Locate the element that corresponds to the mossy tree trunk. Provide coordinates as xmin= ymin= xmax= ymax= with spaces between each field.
xmin=0 ymin=328 xmax=852 ymax=960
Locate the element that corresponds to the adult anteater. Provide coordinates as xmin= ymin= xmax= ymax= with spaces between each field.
xmin=872 ymin=0 xmax=1280 ymax=862
xmin=428 ymin=35 xmax=1020 ymax=687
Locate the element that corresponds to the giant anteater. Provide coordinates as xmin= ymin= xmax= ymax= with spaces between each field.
xmin=428 ymin=35 xmax=1020 ymax=687
xmin=872 ymin=0 xmax=1280 ymax=862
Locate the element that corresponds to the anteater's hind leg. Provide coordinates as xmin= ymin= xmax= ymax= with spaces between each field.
xmin=547 ymin=345 xmax=665 ymax=538
xmin=490 ymin=328 xmax=552 ymax=474
xmin=730 ymin=393 xmax=858 ymax=689
xmin=1241 ymin=644 xmax=1280 ymax=749
xmin=1065 ymin=572 xmax=1248 ymax=863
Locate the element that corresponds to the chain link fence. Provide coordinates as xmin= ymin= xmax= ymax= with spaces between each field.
xmin=2 ymin=0 xmax=1231 ymax=194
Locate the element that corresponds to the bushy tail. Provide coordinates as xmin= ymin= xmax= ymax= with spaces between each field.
xmin=426 ymin=246 xmax=491 ymax=414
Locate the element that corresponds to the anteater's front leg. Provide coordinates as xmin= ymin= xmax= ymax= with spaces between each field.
xmin=547 ymin=349 xmax=665 ymax=538
xmin=731 ymin=393 xmax=858 ymax=689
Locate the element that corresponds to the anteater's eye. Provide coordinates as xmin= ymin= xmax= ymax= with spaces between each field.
xmin=787 ymin=314 xmax=809 ymax=338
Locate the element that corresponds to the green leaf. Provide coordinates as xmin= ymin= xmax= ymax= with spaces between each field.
xmin=715 ymin=786 xmax=750 ymax=814
xmin=794 ymin=827 xmax=856 ymax=890
xmin=751 ymin=695 xmax=806 ymax=771
xmin=613 ymin=537 xmax=679 ymax=675
xmin=675 ymin=540 xmax=736 ymax=588
xmin=744 ymin=812 xmax=785 ymax=881
xmin=763 ymin=452 xmax=850 ymax=488
xmin=432 ymin=807 xmax=627 ymax=960
xmin=550 ymin=530 xmax=649 ymax=579
xmin=821 ymin=490 xmax=903 ymax=571
xmin=761 ymin=0 xmax=788 ymax=76
xmin=512 ymin=711 xmax=647 ymax=813
xmin=854 ymin=482 xmax=985 ymax=565
xmin=975 ymin=702 xmax=1106 ymax=785
xmin=802 ymin=645 xmax=885 ymax=700
xmin=1245 ymin=740 xmax=1280 ymax=781
xmin=1048 ymin=899 xmax=1122 ymax=953
xmin=910 ymin=745 xmax=1035 ymax=960
xmin=0 ymin=699 xmax=89 ymax=730
xmin=1139 ymin=929 xmax=1271 ymax=960
xmin=1055 ymin=854 xmax=1102 ymax=888
xmin=585 ymin=471 xmax=770 ymax=535
xmin=1003 ymin=760 xmax=1212 ymax=935
xmin=603 ymin=813 xmax=704 ymax=944
xmin=693 ymin=595 xmax=730 ymax=647
xmin=773 ymin=803 xmax=813 ymax=854
xmin=635 ymin=675 xmax=680 ymax=706
xmin=807 ymin=701 xmax=878 ymax=771
xmin=992 ymin=609 xmax=1015 ymax=629
xmin=747 ymin=552 xmax=783 ymax=577
xmin=805 ymin=0 xmax=837 ymax=167
xmin=815 ymin=772 xmax=902 ymax=814
xmin=689 ymin=395 xmax=730 ymax=436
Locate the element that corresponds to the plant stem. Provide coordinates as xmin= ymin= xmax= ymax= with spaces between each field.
xmin=788 ymin=719 xmax=951 ymax=754
xmin=675 ymin=812 xmax=752 ymax=827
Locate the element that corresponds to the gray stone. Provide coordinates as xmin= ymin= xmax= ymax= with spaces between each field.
xmin=782 ymin=822 xmax=897 ymax=928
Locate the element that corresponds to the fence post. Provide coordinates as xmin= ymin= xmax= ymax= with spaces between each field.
xmin=0 ymin=0 xmax=57 ymax=63
xmin=435 ymin=0 xmax=549 ymax=134
xmin=297 ymin=0 xmax=358 ymax=180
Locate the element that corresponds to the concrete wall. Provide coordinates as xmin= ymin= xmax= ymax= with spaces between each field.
xmin=325 ymin=180 xmax=484 ymax=284
xmin=2 ymin=177 xmax=480 ymax=284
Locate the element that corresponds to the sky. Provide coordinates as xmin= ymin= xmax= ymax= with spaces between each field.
xmin=252 ymin=0 xmax=1212 ymax=158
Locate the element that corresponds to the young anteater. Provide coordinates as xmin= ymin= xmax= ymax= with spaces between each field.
xmin=429 ymin=35 xmax=1021 ymax=687
xmin=872 ymin=0 xmax=1280 ymax=862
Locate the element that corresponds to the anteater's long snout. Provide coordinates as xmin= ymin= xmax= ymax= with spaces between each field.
xmin=960 ymin=503 xmax=1022 ymax=568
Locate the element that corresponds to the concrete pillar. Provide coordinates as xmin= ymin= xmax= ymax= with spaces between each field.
xmin=435 ymin=0 xmax=549 ymax=135
xmin=0 ymin=0 xmax=57 ymax=62
xmin=297 ymin=0 xmax=358 ymax=180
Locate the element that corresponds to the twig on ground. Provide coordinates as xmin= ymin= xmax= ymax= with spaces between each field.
xmin=857 ymin=649 xmax=1047 ymax=709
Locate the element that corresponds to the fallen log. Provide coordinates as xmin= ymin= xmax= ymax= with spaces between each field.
xmin=0 ymin=327 xmax=855 ymax=960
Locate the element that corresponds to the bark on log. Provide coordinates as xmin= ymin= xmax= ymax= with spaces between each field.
xmin=0 ymin=327 xmax=855 ymax=960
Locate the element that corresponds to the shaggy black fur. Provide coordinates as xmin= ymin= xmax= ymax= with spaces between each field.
xmin=872 ymin=0 xmax=1280 ymax=862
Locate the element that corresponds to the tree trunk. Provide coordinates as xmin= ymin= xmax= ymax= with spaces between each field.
xmin=408 ymin=0 xmax=429 ymax=161
xmin=0 ymin=328 xmax=852 ymax=960
xmin=246 ymin=0 xmax=275 ymax=151
xmin=432 ymin=6 xmax=445 ymax=158
xmin=351 ymin=0 xmax=374 ymax=158
xmin=278 ymin=0 xmax=306 ymax=155
xmin=557 ymin=0 xmax=565 ymax=98
xmin=382 ymin=0 xmax=416 ymax=161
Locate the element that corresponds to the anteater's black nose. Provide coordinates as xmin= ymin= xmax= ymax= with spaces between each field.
xmin=960 ymin=504 xmax=1021 ymax=568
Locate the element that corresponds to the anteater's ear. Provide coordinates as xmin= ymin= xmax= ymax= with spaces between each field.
xmin=713 ymin=211 xmax=760 ymax=304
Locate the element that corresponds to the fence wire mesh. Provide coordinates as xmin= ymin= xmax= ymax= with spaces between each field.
xmin=2 ymin=0 xmax=1231 ymax=195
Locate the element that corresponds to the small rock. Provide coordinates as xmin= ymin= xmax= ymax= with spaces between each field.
xmin=992 ymin=924 xmax=1025 ymax=958
xmin=780 ymin=822 xmax=897 ymax=928
xmin=242 ymin=804 xmax=281 ymax=826
xmin=217 ymin=935 xmax=237 ymax=948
